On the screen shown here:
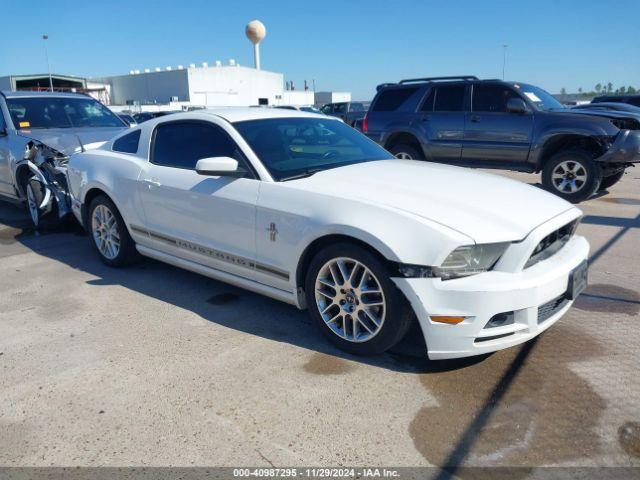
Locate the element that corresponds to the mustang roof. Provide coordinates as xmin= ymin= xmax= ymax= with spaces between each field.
xmin=198 ymin=107 xmax=331 ymax=123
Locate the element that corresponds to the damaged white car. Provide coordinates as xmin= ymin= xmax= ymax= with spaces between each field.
xmin=0 ymin=91 xmax=127 ymax=227
xmin=67 ymin=109 xmax=589 ymax=359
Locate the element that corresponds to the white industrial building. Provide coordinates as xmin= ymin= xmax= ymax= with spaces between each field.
xmin=1 ymin=20 xmax=350 ymax=111
xmin=95 ymin=63 xmax=285 ymax=107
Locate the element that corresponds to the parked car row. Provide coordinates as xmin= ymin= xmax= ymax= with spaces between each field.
xmin=2 ymin=84 xmax=633 ymax=360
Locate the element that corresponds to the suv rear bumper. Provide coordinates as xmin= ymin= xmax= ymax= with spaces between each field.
xmin=598 ymin=130 xmax=640 ymax=164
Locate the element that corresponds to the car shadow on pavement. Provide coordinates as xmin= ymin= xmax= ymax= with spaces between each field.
xmin=1 ymin=200 xmax=487 ymax=375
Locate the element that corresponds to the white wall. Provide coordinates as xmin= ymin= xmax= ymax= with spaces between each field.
xmin=279 ymin=90 xmax=315 ymax=106
xmin=187 ymin=65 xmax=283 ymax=107
xmin=101 ymin=69 xmax=190 ymax=105
xmin=314 ymin=91 xmax=351 ymax=106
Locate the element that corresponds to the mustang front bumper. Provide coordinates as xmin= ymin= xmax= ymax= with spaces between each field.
xmin=393 ymin=234 xmax=589 ymax=360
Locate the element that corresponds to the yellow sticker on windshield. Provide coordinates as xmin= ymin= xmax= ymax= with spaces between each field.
xmin=19 ymin=121 xmax=30 ymax=128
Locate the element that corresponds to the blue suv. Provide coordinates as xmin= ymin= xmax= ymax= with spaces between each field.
xmin=363 ymin=76 xmax=640 ymax=202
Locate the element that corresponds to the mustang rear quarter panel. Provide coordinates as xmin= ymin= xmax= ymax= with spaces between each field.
xmin=68 ymin=149 xmax=147 ymax=230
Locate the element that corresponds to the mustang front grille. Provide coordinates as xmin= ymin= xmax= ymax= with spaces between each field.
xmin=525 ymin=220 xmax=579 ymax=269
xmin=537 ymin=294 xmax=570 ymax=324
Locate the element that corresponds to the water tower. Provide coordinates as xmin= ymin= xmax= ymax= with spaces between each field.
xmin=245 ymin=20 xmax=266 ymax=70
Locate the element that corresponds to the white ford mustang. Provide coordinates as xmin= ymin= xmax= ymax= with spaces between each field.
xmin=66 ymin=108 xmax=589 ymax=359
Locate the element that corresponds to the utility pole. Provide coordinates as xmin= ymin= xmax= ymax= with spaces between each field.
xmin=43 ymin=34 xmax=53 ymax=92
xmin=502 ymin=44 xmax=508 ymax=80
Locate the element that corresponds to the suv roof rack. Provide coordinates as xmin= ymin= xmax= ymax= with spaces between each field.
xmin=398 ymin=75 xmax=479 ymax=84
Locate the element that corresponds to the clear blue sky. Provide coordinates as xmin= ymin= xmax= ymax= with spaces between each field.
xmin=2 ymin=0 xmax=638 ymax=100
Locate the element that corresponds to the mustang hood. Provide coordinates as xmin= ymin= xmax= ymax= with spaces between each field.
xmin=289 ymin=160 xmax=577 ymax=244
xmin=18 ymin=127 xmax=125 ymax=156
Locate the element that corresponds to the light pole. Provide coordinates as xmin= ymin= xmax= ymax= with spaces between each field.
xmin=502 ymin=44 xmax=508 ymax=80
xmin=42 ymin=34 xmax=53 ymax=92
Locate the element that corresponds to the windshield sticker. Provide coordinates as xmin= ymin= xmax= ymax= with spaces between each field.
xmin=524 ymin=92 xmax=541 ymax=102
xmin=19 ymin=121 xmax=30 ymax=128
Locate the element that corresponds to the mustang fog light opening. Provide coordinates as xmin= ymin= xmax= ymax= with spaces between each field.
xmin=485 ymin=311 xmax=515 ymax=329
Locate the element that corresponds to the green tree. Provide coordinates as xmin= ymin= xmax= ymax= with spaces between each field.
xmin=628 ymin=86 xmax=637 ymax=94
xmin=607 ymin=82 xmax=613 ymax=93
xmin=560 ymin=87 xmax=567 ymax=95
xmin=620 ymin=86 xmax=627 ymax=94
xmin=595 ymin=83 xmax=602 ymax=93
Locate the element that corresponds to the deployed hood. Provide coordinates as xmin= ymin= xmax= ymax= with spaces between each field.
xmin=17 ymin=127 xmax=125 ymax=156
xmin=287 ymin=160 xmax=577 ymax=244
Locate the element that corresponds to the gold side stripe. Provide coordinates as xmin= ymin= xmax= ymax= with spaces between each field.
xmin=129 ymin=224 xmax=289 ymax=281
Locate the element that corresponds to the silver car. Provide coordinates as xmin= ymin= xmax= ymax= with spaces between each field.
xmin=0 ymin=91 xmax=126 ymax=227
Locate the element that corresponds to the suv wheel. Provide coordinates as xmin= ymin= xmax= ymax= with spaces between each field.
xmin=304 ymin=243 xmax=414 ymax=356
xmin=598 ymin=169 xmax=625 ymax=191
xmin=541 ymin=149 xmax=602 ymax=203
xmin=389 ymin=144 xmax=424 ymax=160
xmin=88 ymin=195 xmax=140 ymax=267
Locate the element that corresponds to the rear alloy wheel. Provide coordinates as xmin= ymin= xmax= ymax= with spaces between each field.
xmin=598 ymin=169 xmax=625 ymax=191
xmin=305 ymin=243 xmax=413 ymax=355
xmin=542 ymin=149 xmax=602 ymax=203
xmin=88 ymin=195 xmax=140 ymax=267
xmin=389 ymin=143 xmax=424 ymax=161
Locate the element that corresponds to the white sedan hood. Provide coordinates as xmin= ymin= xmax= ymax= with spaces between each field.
xmin=288 ymin=160 xmax=576 ymax=244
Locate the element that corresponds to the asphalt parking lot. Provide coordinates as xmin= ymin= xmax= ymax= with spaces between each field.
xmin=0 ymin=169 xmax=639 ymax=473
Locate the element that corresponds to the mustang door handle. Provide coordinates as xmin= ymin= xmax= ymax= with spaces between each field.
xmin=143 ymin=178 xmax=161 ymax=187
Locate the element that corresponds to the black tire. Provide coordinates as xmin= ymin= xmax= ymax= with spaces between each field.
xmin=389 ymin=143 xmax=425 ymax=160
xmin=304 ymin=242 xmax=414 ymax=356
xmin=541 ymin=149 xmax=602 ymax=203
xmin=598 ymin=169 xmax=625 ymax=191
xmin=87 ymin=195 xmax=140 ymax=267
xmin=25 ymin=177 xmax=59 ymax=230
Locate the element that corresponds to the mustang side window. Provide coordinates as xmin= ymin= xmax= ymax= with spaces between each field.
xmin=112 ymin=130 xmax=141 ymax=154
xmin=151 ymin=121 xmax=249 ymax=172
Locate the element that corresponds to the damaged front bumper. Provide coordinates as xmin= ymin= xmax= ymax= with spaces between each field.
xmin=21 ymin=141 xmax=72 ymax=220
xmin=597 ymin=130 xmax=640 ymax=164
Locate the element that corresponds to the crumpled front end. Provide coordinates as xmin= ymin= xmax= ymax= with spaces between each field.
xmin=597 ymin=129 xmax=640 ymax=164
xmin=21 ymin=140 xmax=73 ymax=219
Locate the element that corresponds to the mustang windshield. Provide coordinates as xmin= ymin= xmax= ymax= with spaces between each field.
xmin=234 ymin=117 xmax=393 ymax=181
xmin=7 ymin=97 xmax=125 ymax=129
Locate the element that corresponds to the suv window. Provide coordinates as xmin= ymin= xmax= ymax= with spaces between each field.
xmin=151 ymin=121 xmax=244 ymax=170
xmin=373 ymin=87 xmax=419 ymax=112
xmin=473 ymin=85 xmax=520 ymax=112
xmin=349 ymin=102 xmax=366 ymax=112
xmin=420 ymin=85 xmax=466 ymax=112
xmin=112 ymin=130 xmax=141 ymax=154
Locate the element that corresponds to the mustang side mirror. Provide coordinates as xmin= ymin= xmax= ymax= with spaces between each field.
xmin=195 ymin=157 xmax=245 ymax=177
xmin=507 ymin=98 xmax=527 ymax=114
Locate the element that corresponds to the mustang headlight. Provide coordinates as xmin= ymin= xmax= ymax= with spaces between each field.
xmin=433 ymin=243 xmax=509 ymax=280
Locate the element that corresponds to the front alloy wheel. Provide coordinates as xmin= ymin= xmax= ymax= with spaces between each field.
xmin=542 ymin=149 xmax=602 ymax=203
xmin=551 ymin=160 xmax=588 ymax=194
xmin=314 ymin=257 xmax=386 ymax=343
xmin=305 ymin=243 xmax=414 ymax=355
